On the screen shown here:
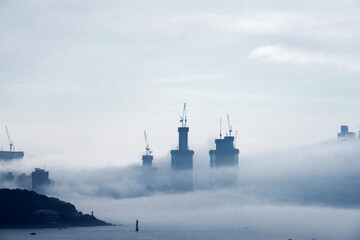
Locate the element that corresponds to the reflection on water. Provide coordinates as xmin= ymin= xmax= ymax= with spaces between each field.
xmin=0 ymin=225 xmax=296 ymax=240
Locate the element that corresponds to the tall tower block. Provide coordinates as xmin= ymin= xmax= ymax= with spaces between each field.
xmin=171 ymin=127 xmax=194 ymax=170
xmin=170 ymin=103 xmax=194 ymax=191
xmin=178 ymin=127 xmax=189 ymax=151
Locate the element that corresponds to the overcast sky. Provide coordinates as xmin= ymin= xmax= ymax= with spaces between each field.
xmin=1 ymin=0 xmax=360 ymax=167
xmin=2 ymin=2 xmax=360 ymax=238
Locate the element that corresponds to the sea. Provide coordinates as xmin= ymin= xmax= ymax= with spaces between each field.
xmin=0 ymin=225 xmax=307 ymax=240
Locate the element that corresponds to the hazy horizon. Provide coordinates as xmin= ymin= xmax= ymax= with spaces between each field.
xmin=1 ymin=0 xmax=360 ymax=239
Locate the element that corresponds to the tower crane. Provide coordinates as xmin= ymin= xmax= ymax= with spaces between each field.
xmin=234 ymin=130 xmax=238 ymax=147
xmin=180 ymin=102 xmax=187 ymax=127
xmin=227 ymin=114 xmax=233 ymax=137
xmin=144 ymin=131 xmax=152 ymax=156
xmin=219 ymin=117 xmax=222 ymax=139
xmin=5 ymin=127 xmax=14 ymax=152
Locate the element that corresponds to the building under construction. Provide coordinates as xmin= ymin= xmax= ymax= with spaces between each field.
xmin=142 ymin=131 xmax=153 ymax=167
xmin=139 ymin=131 xmax=157 ymax=191
xmin=170 ymin=103 xmax=194 ymax=191
xmin=209 ymin=136 xmax=239 ymax=167
xmin=0 ymin=127 xmax=24 ymax=161
xmin=209 ymin=115 xmax=239 ymax=187
xmin=209 ymin=115 xmax=239 ymax=168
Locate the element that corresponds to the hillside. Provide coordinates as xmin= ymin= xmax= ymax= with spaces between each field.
xmin=0 ymin=189 xmax=111 ymax=228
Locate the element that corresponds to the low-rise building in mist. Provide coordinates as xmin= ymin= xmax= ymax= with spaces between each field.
xmin=17 ymin=173 xmax=31 ymax=189
xmin=1 ymin=172 xmax=15 ymax=183
xmin=337 ymin=125 xmax=355 ymax=139
xmin=31 ymin=168 xmax=52 ymax=193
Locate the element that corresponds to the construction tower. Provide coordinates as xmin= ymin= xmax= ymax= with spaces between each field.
xmin=170 ymin=103 xmax=194 ymax=191
xmin=142 ymin=131 xmax=153 ymax=166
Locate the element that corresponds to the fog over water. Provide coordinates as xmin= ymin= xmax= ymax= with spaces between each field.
xmin=2 ymin=139 xmax=360 ymax=239
xmin=2 ymin=139 xmax=360 ymax=205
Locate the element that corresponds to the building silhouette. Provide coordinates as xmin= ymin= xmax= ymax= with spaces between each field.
xmin=0 ymin=172 xmax=15 ymax=185
xmin=31 ymin=168 xmax=51 ymax=193
xmin=142 ymin=131 xmax=153 ymax=167
xmin=4 ymin=172 xmax=15 ymax=182
xmin=209 ymin=116 xmax=239 ymax=187
xmin=209 ymin=136 xmax=239 ymax=167
xmin=17 ymin=173 xmax=31 ymax=189
xmin=170 ymin=103 xmax=194 ymax=191
xmin=142 ymin=155 xmax=153 ymax=166
xmin=171 ymin=127 xmax=194 ymax=170
xmin=337 ymin=125 xmax=355 ymax=139
xmin=140 ymin=131 xmax=157 ymax=190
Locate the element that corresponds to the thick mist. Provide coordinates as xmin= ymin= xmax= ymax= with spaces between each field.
xmin=1 ymin=139 xmax=360 ymax=238
xmin=3 ymin=139 xmax=360 ymax=205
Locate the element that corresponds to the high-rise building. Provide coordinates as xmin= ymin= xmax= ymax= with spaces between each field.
xmin=209 ymin=116 xmax=239 ymax=187
xmin=170 ymin=103 xmax=194 ymax=191
xmin=209 ymin=136 xmax=239 ymax=168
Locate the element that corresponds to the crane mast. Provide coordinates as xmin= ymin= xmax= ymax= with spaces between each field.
xmin=227 ymin=114 xmax=233 ymax=136
xmin=180 ymin=103 xmax=187 ymax=127
xmin=234 ymin=130 xmax=238 ymax=147
xmin=219 ymin=117 xmax=222 ymax=139
xmin=5 ymin=127 xmax=14 ymax=152
xmin=144 ymin=131 xmax=152 ymax=156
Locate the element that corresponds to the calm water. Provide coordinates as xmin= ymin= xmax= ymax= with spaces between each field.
xmin=0 ymin=225 xmax=298 ymax=240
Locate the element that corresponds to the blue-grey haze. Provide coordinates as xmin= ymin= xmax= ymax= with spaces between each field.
xmin=1 ymin=0 xmax=360 ymax=238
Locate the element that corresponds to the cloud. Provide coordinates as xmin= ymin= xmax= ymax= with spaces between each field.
xmin=127 ymin=10 xmax=353 ymax=39
xmin=250 ymin=45 xmax=360 ymax=71
xmin=2 ymin=138 xmax=360 ymax=209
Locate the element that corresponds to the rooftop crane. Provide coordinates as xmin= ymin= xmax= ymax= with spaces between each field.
xmin=5 ymin=127 xmax=14 ymax=152
xmin=227 ymin=114 xmax=233 ymax=137
xmin=219 ymin=117 xmax=222 ymax=139
xmin=180 ymin=102 xmax=187 ymax=127
xmin=144 ymin=131 xmax=152 ymax=156
xmin=234 ymin=130 xmax=238 ymax=147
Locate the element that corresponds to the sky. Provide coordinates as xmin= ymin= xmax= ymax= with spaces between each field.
xmin=2 ymin=1 xmax=360 ymax=238
xmin=1 ymin=0 xmax=360 ymax=167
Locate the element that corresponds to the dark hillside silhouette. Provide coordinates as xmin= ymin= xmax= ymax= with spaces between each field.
xmin=0 ymin=189 xmax=111 ymax=228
